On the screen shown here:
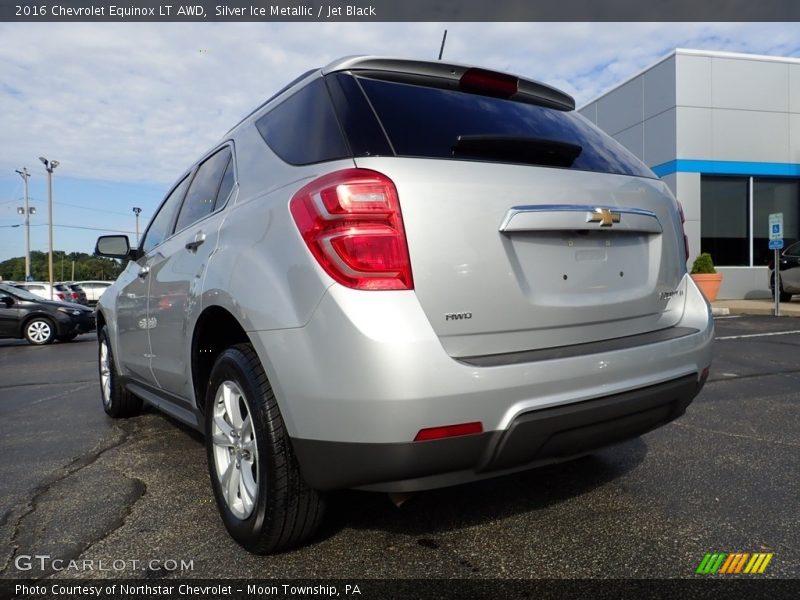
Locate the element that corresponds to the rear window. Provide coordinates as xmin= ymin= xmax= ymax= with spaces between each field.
xmin=346 ymin=75 xmax=653 ymax=178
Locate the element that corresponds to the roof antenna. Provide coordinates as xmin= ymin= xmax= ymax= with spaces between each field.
xmin=438 ymin=29 xmax=447 ymax=60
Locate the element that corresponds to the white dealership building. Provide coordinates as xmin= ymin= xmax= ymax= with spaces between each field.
xmin=579 ymin=49 xmax=800 ymax=299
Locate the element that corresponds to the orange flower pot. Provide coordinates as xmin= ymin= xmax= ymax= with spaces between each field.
xmin=691 ymin=273 xmax=723 ymax=303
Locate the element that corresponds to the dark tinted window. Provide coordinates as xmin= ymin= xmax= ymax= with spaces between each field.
xmin=142 ymin=175 xmax=191 ymax=254
xmin=214 ymin=157 xmax=235 ymax=210
xmin=701 ymin=176 xmax=749 ymax=267
xmin=786 ymin=241 xmax=800 ymax=257
xmin=174 ymin=147 xmax=232 ymax=233
xmin=255 ymin=77 xmax=350 ymax=165
xmin=352 ymin=76 xmax=653 ymax=178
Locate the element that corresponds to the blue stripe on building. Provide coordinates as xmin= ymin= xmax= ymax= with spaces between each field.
xmin=652 ymin=159 xmax=800 ymax=178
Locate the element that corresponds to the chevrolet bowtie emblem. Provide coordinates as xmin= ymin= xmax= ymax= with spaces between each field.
xmin=587 ymin=207 xmax=621 ymax=227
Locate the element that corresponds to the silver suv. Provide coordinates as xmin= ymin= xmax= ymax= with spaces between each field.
xmin=95 ymin=57 xmax=714 ymax=553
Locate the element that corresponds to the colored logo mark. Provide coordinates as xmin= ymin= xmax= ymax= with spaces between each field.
xmin=696 ymin=552 xmax=774 ymax=575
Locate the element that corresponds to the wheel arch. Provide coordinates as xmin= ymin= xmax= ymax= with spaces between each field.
xmin=191 ymin=305 xmax=254 ymax=414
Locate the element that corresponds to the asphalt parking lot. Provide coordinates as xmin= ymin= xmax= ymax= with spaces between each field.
xmin=0 ymin=316 xmax=798 ymax=581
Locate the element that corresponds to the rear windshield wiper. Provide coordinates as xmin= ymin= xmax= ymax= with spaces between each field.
xmin=452 ymin=135 xmax=582 ymax=168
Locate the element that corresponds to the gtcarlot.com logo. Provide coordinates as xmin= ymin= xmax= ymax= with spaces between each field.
xmin=696 ymin=552 xmax=774 ymax=575
xmin=15 ymin=554 xmax=194 ymax=573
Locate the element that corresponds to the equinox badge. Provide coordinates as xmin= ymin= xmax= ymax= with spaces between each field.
xmin=587 ymin=207 xmax=621 ymax=227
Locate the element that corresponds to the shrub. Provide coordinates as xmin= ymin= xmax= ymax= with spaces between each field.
xmin=691 ymin=253 xmax=716 ymax=274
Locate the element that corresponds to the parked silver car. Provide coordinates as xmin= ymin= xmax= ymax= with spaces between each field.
xmin=95 ymin=56 xmax=714 ymax=553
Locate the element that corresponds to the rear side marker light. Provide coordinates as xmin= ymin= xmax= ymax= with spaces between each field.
xmin=290 ymin=169 xmax=413 ymax=291
xmin=414 ymin=421 xmax=483 ymax=442
xmin=460 ymin=68 xmax=518 ymax=99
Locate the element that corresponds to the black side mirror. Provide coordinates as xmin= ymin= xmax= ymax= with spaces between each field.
xmin=95 ymin=235 xmax=133 ymax=259
xmin=0 ymin=295 xmax=13 ymax=307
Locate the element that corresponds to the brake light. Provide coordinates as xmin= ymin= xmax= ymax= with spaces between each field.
xmin=677 ymin=201 xmax=689 ymax=263
xmin=460 ymin=68 xmax=518 ymax=99
xmin=414 ymin=421 xmax=483 ymax=442
xmin=56 ymin=292 xmax=65 ymax=300
xmin=290 ymin=169 xmax=413 ymax=290
xmin=71 ymin=292 xmax=79 ymax=300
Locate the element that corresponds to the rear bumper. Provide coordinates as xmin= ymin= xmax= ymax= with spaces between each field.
xmin=292 ymin=373 xmax=703 ymax=492
xmin=250 ymin=273 xmax=713 ymax=492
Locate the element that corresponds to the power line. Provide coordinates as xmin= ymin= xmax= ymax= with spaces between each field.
xmin=54 ymin=200 xmax=138 ymax=217
xmin=26 ymin=223 xmax=136 ymax=234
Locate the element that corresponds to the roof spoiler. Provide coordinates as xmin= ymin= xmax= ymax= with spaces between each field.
xmin=322 ymin=56 xmax=575 ymax=111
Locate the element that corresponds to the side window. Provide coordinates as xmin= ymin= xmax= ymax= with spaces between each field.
xmin=173 ymin=147 xmax=232 ymax=233
xmin=142 ymin=175 xmax=191 ymax=255
xmin=786 ymin=242 xmax=800 ymax=257
xmin=255 ymin=77 xmax=350 ymax=165
xmin=213 ymin=157 xmax=235 ymax=210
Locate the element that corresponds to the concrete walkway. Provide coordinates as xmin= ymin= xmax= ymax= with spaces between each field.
xmin=711 ymin=298 xmax=800 ymax=317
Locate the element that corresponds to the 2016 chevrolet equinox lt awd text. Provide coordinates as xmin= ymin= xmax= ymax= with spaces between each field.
xmin=94 ymin=56 xmax=714 ymax=553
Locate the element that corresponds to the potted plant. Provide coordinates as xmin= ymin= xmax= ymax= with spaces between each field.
xmin=690 ymin=253 xmax=723 ymax=302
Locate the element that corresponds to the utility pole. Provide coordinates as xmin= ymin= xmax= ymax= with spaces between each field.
xmin=133 ymin=207 xmax=142 ymax=244
xmin=15 ymin=167 xmax=34 ymax=281
xmin=39 ymin=157 xmax=59 ymax=299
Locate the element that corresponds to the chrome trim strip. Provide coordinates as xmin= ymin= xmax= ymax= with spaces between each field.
xmin=498 ymin=204 xmax=659 ymax=232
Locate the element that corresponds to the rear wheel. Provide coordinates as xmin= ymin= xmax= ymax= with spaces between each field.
xmin=24 ymin=318 xmax=55 ymax=345
xmin=205 ymin=343 xmax=324 ymax=553
xmin=99 ymin=326 xmax=142 ymax=417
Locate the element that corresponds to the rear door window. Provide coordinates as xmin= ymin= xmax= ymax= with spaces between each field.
xmin=174 ymin=147 xmax=233 ymax=233
xmin=338 ymin=74 xmax=653 ymax=178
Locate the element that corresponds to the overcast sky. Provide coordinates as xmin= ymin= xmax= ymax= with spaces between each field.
xmin=1 ymin=22 xmax=799 ymax=265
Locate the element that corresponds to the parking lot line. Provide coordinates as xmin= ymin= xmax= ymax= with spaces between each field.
xmin=716 ymin=329 xmax=800 ymax=340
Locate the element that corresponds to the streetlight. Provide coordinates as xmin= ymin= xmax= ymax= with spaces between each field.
xmin=133 ymin=207 xmax=142 ymax=244
xmin=39 ymin=156 xmax=59 ymax=299
xmin=15 ymin=167 xmax=35 ymax=281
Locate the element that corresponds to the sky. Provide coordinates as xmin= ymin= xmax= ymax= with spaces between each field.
xmin=1 ymin=21 xmax=799 ymax=263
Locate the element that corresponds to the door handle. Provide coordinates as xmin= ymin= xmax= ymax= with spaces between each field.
xmin=138 ymin=266 xmax=150 ymax=279
xmin=185 ymin=232 xmax=206 ymax=252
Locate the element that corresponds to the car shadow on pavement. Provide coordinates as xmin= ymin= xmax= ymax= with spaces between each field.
xmin=318 ymin=437 xmax=648 ymax=541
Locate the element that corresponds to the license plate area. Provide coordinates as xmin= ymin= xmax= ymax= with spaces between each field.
xmin=506 ymin=230 xmax=660 ymax=306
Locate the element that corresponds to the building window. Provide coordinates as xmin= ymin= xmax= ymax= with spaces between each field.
xmin=701 ymin=176 xmax=749 ymax=266
xmin=701 ymin=175 xmax=800 ymax=267
xmin=753 ymin=178 xmax=799 ymax=266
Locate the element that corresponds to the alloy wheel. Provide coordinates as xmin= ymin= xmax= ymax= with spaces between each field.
xmin=211 ymin=380 xmax=260 ymax=520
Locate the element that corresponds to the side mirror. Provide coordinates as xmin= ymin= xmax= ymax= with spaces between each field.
xmin=95 ymin=235 xmax=133 ymax=259
xmin=0 ymin=295 xmax=13 ymax=307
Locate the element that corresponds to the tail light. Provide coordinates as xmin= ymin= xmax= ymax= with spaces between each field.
xmin=56 ymin=292 xmax=65 ymax=300
xmin=677 ymin=201 xmax=689 ymax=263
xmin=71 ymin=292 xmax=79 ymax=300
xmin=290 ymin=169 xmax=413 ymax=291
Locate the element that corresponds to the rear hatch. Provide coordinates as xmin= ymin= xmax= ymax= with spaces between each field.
xmin=323 ymin=62 xmax=688 ymax=359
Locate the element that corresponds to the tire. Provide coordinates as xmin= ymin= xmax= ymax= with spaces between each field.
xmin=58 ymin=333 xmax=78 ymax=342
xmin=99 ymin=325 xmax=142 ymax=418
xmin=24 ymin=317 xmax=55 ymax=345
xmin=205 ymin=343 xmax=324 ymax=553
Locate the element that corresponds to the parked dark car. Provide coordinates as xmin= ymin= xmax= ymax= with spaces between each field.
xmin=0 ymin=283 xmax=95 ymax=345
xmin=769 ymin=241 xmax=800 ymax=302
